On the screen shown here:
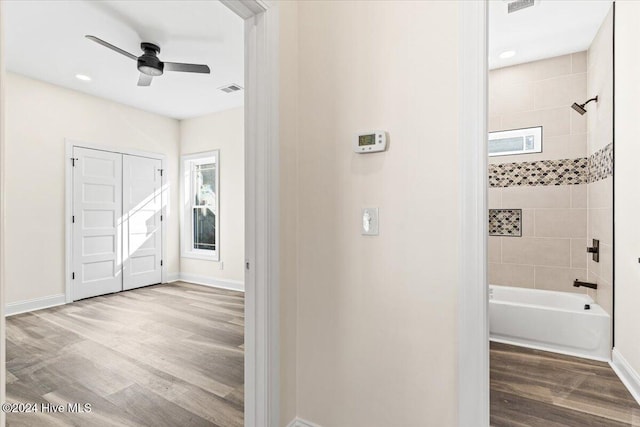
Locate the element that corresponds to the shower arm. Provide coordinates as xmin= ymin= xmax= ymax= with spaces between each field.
xmin=583 ymin=96 xmax=598 ymax=107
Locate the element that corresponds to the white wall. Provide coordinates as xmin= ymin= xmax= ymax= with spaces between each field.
xmin=614 ymin=0 xmax=640 ymax=388
xmin=284 ymin=1 xmax=460 ymax=425
xmin=179 ymin=107 xmax=244 ymax=287
xmin=4 ymin=73 xmax=180 ymax=304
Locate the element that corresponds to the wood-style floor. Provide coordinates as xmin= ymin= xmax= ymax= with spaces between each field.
xmin=491 ymin=341 xmax=640 ymax=427
xmin=5 ymin=282 xmax=244 ymax=427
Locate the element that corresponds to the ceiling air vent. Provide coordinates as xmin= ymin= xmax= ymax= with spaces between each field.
xmin=219 ymin=84 xmax=243 ymax=93
xmin=507 ymin=0 xmax=535 ymax=14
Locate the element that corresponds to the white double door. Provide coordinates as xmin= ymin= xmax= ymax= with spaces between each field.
xmin=72 ymin=147 xmax=163 ymax=301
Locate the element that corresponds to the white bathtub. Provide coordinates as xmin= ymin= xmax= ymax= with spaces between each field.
xmin=489 ymin=285 xmax=611 ymax=361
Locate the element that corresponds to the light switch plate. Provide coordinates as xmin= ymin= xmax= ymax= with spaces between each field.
xmin=361 ymin=208 xmax=379 ymax=236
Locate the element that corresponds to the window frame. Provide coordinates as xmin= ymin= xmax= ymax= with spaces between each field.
xmin=180 ymin=150 xmax=220 ymax=261
xmin=488 ymin=126 xmax=543 ymax=157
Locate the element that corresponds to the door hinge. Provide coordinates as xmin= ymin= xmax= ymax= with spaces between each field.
xmin=160 ymin=215 xmax=163 ymax=221
xmin=246 ymin=261 xmax=250 ymax=270
xmin=72 ymin=215 xmax=75 ymax=223
xmin=158 ymin=168 xmax=164 ymax=177
xmin=71 ymin=157 xmax=78 ymax=167
xmin=72 ymin=272 xmax=75 ymax=280
xmin=160 ymin=260 xmax=163 ymax=266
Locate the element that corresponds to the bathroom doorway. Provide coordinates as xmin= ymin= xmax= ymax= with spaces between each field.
xmin=487 ymin=1 xmax=639 ymax=425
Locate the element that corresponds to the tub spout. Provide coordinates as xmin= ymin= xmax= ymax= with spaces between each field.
xmin=574 ymin=279 xmax=597 ymax=290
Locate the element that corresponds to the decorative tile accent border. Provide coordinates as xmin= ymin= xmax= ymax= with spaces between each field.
xmin=489 ymin=209 xmax=522 ymax=237
xmin=588 ymin=143 xmax=614 ymax=183
xmin=489 ymin=158 xmax=588 ymax=188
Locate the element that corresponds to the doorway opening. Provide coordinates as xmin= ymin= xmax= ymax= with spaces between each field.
xmin=3 ymin=1 xmax=278 ymax=425
xmin=486 ymin=1 xmax=639 ymax=425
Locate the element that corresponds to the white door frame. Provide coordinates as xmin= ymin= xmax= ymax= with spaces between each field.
xmin=64 ymin=139 xmax=168 ymax=303
xmin=458 ymin=1 xmax=490 ymax=426
xmin=219 ymin=1 xmax=280 ymax=426
xmin=0 ymin=1 xmax=6 ymax=424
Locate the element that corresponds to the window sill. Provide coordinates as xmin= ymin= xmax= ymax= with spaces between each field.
xmin=181 ymin=252 xmax=219 ymax=262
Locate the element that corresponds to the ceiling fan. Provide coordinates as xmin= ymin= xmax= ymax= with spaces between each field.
xmin=85 ymin=35 xmax=211 ymax=86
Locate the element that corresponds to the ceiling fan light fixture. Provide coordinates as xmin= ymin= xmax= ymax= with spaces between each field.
xmin=85 ymin=35 xmax=210 ymax=86
xmin=138 ymin=64 xmax=163 ymax=77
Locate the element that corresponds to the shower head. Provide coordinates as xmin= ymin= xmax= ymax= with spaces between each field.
xmin=571 ymin=96 xmax=598 ymax=116
xmin=571 ymin=102 xmax=587 ymax=115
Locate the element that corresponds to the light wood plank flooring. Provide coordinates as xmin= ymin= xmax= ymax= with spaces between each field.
xmin=491 ymin=342 xmax=640 ymax=426
xmin=5 ymin=282 xmax=244 ymax=427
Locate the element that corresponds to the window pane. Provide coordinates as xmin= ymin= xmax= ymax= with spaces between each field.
xmin=193 ymin=207 xmax=216 ymax=251
xmin=488 ymin=136 xmax=524 ymax=154
xmin=193 ymin=162 xmax=216 ymax=209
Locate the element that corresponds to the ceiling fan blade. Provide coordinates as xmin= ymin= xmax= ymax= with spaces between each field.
xmin=138 ymin=73 xmax=153 ymax=87
xmin=163 ymin=62 xmax=211 ymax=74
xmin=85 ymin=35 xmax=137 ymax=61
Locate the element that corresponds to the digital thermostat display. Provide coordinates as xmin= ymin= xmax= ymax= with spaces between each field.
xmin=354 ymin=131 xmax=387 ymax=153
xmin=359 ymin=134 xmax=376 ymax=146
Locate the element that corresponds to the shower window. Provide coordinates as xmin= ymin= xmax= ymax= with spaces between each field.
xmin=488 ymin=126 xmax=542 ymax=157
xmin=181 ymin=150 xmax=220 ymax=261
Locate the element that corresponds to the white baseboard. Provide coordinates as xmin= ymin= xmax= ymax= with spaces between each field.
xmin=166 ymin=272 xmax=181 ymax=283
xmin=175 ymin=273 xmax=245 ymax=292
xmin=287 ymin=418 xmax=322 ymax=427
xmin=5 ymin=273 xmax=243 ymax=317
xmin=610 ymin=348 xmax=640 ymax=406
xmin=5 ymin=294 xmax=66 ymax=317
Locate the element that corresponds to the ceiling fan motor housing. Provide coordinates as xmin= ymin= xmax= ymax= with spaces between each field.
xmin=137 ymin=42 xmax=163 ymax=76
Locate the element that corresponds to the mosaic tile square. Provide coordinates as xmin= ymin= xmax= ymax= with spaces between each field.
xmin=489 ymin=209 xmax=522 ymax=237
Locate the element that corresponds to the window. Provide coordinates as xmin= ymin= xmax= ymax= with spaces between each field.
xmin=488 ymin=126 xmax=542 ymax=157
xmin=181 ymin=151 xmax=220 ymax=260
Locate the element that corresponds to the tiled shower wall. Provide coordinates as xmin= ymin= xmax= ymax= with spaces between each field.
xmin=587 ymin=7 xmax=614 ymax=315
xmin=488 ymin=52 xmax=591 ymax=295
xmin=488 ymin=9 xmax=614 ymax=316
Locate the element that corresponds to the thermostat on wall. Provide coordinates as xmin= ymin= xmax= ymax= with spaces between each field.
xmin=353 ymin=131 xmax=387 ymax=153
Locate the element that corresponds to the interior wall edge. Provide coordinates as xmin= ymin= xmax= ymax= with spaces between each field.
xmin=459 ymin=0 xmax=489 ymax=425
xmin=286 ymin=417 xmax=323 ymax=427
xmin=0 ymin=0 xmax=6 ymax=421
xmin=610 ymin=348 xmax=640 ymax=406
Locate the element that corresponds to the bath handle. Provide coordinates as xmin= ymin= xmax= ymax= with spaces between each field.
xmin=586 ymin=239 xmax=599 ymax=263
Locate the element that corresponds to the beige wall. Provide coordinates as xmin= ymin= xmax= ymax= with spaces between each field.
xmin=614 ymin=0 xmax=640 ymax=385
xmin=179 ymin=107 xmax=245 ymax=286
xmin=488 ymin=54 xmax=590 ymax=295
xmin=587 ymin=7 xmax=614 ymax=315
xmin=4 ymin=73 xmax=180 ymax=304
xmin=278 ymin=0 xmax=299 ymax=424
xmin=288 ymin=1 xmax=459 ymax=425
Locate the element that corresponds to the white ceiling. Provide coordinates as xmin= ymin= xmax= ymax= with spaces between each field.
xmin=4 ymin=0 xmax=244 ymax=119
xmin=489 ymin=0 xmax=613 ymax=70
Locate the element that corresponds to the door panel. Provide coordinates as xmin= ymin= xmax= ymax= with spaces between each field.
xmin=123 ymin=155 xmax=163 ymax=290
xmin=73 ymin=148 xmax=123 ymax=300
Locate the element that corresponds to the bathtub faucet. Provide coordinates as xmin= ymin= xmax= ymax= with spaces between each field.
xmin=573 ymin=279 xmax=597 ymax=290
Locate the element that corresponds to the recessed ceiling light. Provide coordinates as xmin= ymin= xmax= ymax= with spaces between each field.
xmin=499 ymin=50 xmax=516 ymax=59
xmin=75 ymin=74 xmax=92 ymax=81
